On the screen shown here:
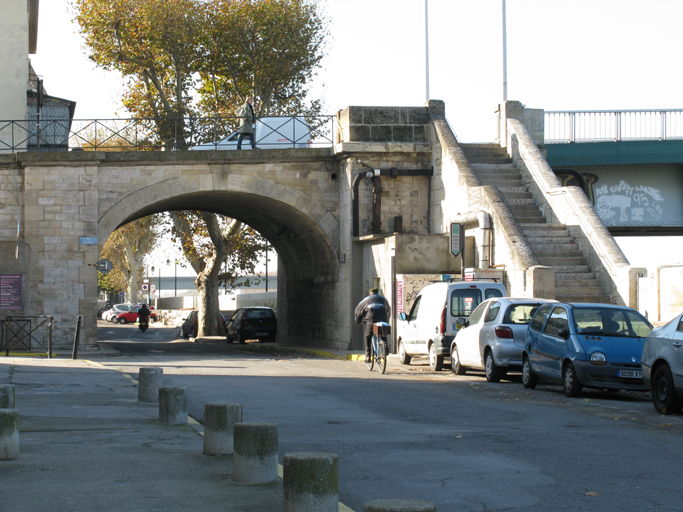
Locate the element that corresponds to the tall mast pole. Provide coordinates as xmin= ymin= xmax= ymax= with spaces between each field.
xmin=425 ymin=0 xmax=430 ymax=102
xmin=502 ymin=0 xmax=508 ymax=102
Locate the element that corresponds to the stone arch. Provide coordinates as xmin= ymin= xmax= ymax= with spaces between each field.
xmin=98 ymin=173 xmax=343 ymax=346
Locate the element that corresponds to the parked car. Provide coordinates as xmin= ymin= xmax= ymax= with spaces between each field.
xmin=522 ymin=303 xmax=652 ymax=397
xmin=641 ymin=312 xmax=683 ymax=414
xmin=227 ymin=307 xmax=277 ymax=343
xmin=115 ymin=305 xmax=158 ymax=324
xmin=181 ymin=310 xmax=227 ymax=338
xmin=397 ymin=280 xmax=507 ymax=371
xmin=450 ymin=297 xmax=557 ymax=381
xmin=104 ymin=303 xmax=133 ymax=322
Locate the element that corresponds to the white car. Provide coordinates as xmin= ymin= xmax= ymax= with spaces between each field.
xmin=642 ymin=312 xmax=683 ymax=414
xmin=103 ymin=303 xmax=133 ymax=322
xmin=450 ymin=298 xmax=557 ymax=381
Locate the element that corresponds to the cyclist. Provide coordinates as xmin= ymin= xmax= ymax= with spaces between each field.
xmin=354 ymin=288 xmax=391 ymax=363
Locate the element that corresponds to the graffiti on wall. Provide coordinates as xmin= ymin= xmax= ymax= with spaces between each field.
xmin=593 ymin=181 xmax=664 ymax=224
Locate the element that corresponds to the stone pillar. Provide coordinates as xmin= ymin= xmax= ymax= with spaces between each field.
xmin=0 ymin=409 xmax=20 ymax=460
xmin=525 ymin=265 xmax=555 ymax=299
xmin=233 ymin=422 xmax=278 ymax=483
xmin=283 ymin=452 xmax=339 ymax=512
xmin=138 ymin=367 xmax=164 ymax=403
xmin=364 ymin=500 xmax=437 ymax=512
xmin=203 ymin=403 xmax=242 ymax=455
xmin=158 ymin=387 xmax=188 ymax=425
xmin=0 ymin=384 xmax=16 ymax=408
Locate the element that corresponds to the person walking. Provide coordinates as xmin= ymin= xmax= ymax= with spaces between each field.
xmin=354 ymin=288 xmax=391 ymax=363
xmin=237 ymin=97 xmax=257 ymax=150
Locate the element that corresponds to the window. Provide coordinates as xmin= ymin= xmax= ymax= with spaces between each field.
xmin=529 ymin=306 xmax=552 ymax=332
xmin=484 ymin=303 xmax=501 ymax=323
xmin=573 ymin=307 xmax=652 ymax=338
xmin=245 ymin=309 xmax=274 ymax=319
xmin=544 ymin=307 xmax=568 ymax=338
xmin=485 ymin=288 xmax=503 ymax=300
xmin=451 ymin=289 xmax=482 ymax=316
xmin=678 ymin=317 xmax=683 ymax=332
xmin=407 ymin=296 xmax=421 ymax=322
xmin=504 ymin=305 xmax=540 ymax=325
xmin=468 ymin=302 xmax=488 ymax=326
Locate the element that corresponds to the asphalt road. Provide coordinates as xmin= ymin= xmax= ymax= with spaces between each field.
xmin=97 ymin=321 xmax=683 ymax=512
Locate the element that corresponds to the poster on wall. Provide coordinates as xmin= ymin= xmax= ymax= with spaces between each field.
xmin=0 ymin=274 xmax=22 ymax=310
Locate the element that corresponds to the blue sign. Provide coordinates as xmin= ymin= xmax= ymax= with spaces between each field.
xmin=79 ymin=236 xmax=98 ymax=245
xmin=119 ymin=292 xmax=124 ymax=302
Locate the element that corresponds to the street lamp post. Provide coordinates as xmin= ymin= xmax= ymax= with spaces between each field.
xmin=166 ymin=257 xmax=177 ymax=297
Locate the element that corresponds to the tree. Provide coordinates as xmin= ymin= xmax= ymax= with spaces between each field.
xmin=169 ymin=211 xmax=268 ymax=337
xmin=101 ymin=216 xmax=162 ymax=303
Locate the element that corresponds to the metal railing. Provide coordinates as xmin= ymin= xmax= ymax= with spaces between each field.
xmin=544 ymin=109 xmax=683 ymax=143
xmin=1 ymin=315 xmax=53 ymax=357
xmin=0 ymin=115 xmax=336 ymax=153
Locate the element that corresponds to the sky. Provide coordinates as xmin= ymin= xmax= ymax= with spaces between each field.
xmin=28 ymin=0 xmax=683 ymax=271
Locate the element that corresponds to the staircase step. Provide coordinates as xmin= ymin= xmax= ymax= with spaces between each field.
xmin=515 ymin=216 xmax=547 ymax=224
xmin=555 ymin=273 xmax=597 ymax=281
xmin=529 ymin=244 xmax=580 ymax=252
xmin=460 ymin=143 xmax=506 ymax=152
xmin=506 ymin=198 xmax=537 ymax=205
xmin=526 ymin=236 xmax=572 ymax=244
xmin=500 ymin=191 xmax=533 ymax=200
xmin=483 ymin=179 xmax=525 ymax=187
xmin=468 ymin=156 xmax=514 ymax=164
xmin=554 ymin=295 xmax=611 ymax=304
xmin=535 ymin=249 xmax=581 ymax=257
xmin=509 ymin=204 xmax=543 ymax=212
xmin=551 ymin=265 xmax=593 ymax=273
xmin=556 ymin=286 xmax=606 ymax=296
xmin=523 ymin=229 xmax=571 ymax=238
xmin=471 ymin=163 xmax=519 ymax=171
xmin=539 ymin=256 xmax=588 ymax=266
xmin=498 ymin=186 xmax=530 ymax=193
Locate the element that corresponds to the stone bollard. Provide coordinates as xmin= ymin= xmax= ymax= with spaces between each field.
xmin=203 ymin=403 xmax=242 ymax=455
xmin=0 ymin=384 xmax=16 ymax=408
xmin=283 ymin=452 xmax=339 ymax=512
xmin=233 ymin=422 xmax=278 ymax=483
xmin=0 ymin=409 xmax=20 ymax=460
xmin=158 ymin=386 xmax=188 ymax=425
xmin=138 ymin=367 xmax=164 ymax=403
xmin=364 ymin=500 xmax=437 ymax=512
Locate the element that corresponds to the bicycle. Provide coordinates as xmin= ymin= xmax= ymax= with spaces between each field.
xmin=366 ymin=322 xmax=391 ymax=374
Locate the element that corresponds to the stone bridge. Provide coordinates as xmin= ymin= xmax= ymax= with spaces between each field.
xmin=0 ymin=100 xmax=643 ymax=351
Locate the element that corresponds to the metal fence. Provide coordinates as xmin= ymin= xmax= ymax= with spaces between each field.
xmin=0 ymin=115 xmax=337 ymax=153
xmin=0 ymin=316 xmax=53 ymax=357
xmin=544 ymin=109 xmax=683 ymax=143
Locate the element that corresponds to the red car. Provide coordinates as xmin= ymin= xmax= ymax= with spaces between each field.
xmin=115 ymin=305 xmax=158 ymax=324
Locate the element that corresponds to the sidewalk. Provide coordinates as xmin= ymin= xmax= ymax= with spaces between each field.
xmin=0 ymin=357 xmax=286 ymax=511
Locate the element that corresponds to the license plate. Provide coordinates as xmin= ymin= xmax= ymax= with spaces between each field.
xmin=618 ymin=370 xmax=642 ymax=379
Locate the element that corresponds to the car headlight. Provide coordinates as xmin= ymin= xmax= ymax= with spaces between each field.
xmin=590 ymin=351 xmax=607 ymax=365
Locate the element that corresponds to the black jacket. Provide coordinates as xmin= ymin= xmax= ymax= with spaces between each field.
xmin=354 ymin=293 xmax=391 ymax=325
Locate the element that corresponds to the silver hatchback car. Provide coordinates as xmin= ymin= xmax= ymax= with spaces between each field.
xmin=450 ymin=297 xmax=557 ymax=381
xmin=641 ymin=312 xmax=683 ymax=414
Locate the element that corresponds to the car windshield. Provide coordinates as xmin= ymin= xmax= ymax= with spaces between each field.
xmin=245 ymin=309 xmax=274 ymax=319
xmin=504 ymin=304 xmax=541 ymax=325
xmin=451 ymin=289 xmax=482 ymax=316
xmin=573 ymin=307 xmax=652 ymax=338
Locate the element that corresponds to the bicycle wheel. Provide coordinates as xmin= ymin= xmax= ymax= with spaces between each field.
xmin=378 ymin=339 xmax=387 ymax=374
xmin=366 ymin=335 xmax=375 ymax=371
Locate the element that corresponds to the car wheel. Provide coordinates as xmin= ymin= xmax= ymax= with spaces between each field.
xmin=522 ymin=356 xmax=537 ymax=389
xmin=429 ymin=343 xmax=443 ymax=372
xmin=398 ymin=341 xmax=411 ymax=365
xmin=652 ymin=365 xmax=683 ymax=415
xmin=563 ymin=362 xmax=583 ymax=397
xmin=118 ymin=318 xmax=127 ymax=325
xmin=191 ymin=325 xmax=198 ymax=338
xmin=450 ymin=345 xmax=466 ymax=375
xmin=485 ymin=351 xmax=504 ymax=383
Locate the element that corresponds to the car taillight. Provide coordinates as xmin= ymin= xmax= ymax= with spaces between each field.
xmin=495 ymin=326 xmax=514 ymax=339
xmin=440 ymin=307 xmax=446 ymax=335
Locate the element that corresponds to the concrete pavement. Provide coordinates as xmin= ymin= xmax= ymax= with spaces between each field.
xmin=0 ymin=350 xmax=358 ymax=512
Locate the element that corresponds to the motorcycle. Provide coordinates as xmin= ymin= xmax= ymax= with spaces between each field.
xmin=138 ymin=316 xmax=149 ymax=332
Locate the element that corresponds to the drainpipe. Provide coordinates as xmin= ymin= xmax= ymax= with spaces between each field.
xmin=449 ymin=210 xmax=493 ymax=268
xmin=353 ymin=166 xmax=434 ymax=237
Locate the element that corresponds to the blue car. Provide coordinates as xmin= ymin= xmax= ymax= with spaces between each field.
xmin=522 ymin=303 xmax=652 ymax=397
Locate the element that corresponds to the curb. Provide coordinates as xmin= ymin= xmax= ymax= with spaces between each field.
xmin=238 ymin=342 xmax=365 ymax=361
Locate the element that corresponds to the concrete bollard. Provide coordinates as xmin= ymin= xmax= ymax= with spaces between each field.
xmin=203 ymin=403 xmax=242 ymax=455
xmin=233 ymin=422 xmax=278 ymax=483
xmin=0 ymin=384 xmax=16 ymax=408
xmin=158 ymin=386 xmax=188 ymax=425
xmin=138 ymin=367 xmax=164 ymax=403
xmin=364 ymin=500 xmax=437 ymax=512
xmin=0 ymin=408 xmax=20 ymax=460
xmin=283 ymin=452 xmax=339 ymax=512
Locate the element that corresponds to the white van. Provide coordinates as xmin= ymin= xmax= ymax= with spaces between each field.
xmin=192 ymin=117 xmax=311 ymax=150
xmin=397 ymin=280 xmax=507 ymax=371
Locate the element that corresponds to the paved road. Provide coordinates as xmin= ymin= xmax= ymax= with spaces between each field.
xmin=97 ymin=321 xmax=683 ymax=512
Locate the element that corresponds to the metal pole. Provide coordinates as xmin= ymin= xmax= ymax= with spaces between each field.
xmin=502 ymin=0 xmax=508 ymax=102
xmin=265 ymin=248 xmax=268 ymax=292
xmin=425 ymin=0 xmax=430 ymax=102
xmin=72 ymin=315 xmax=82 ymax=360
xmin=174 ymin=260 xmax=177 ymax=298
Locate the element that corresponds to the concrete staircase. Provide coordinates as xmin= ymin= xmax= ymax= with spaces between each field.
xmin=461 ymin=143 xmax=609 ymax=303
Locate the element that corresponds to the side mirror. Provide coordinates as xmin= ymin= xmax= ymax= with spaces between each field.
xmin=398 ymin=312 xmax=407 ymax=321
xmin=558 ymin=327 xmax=569 ymax=339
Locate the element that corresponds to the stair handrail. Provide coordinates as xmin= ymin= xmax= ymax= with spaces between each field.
xmin=506 ymin=117 xmax=630 ymax=277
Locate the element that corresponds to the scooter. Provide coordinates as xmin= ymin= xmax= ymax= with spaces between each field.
xmin=138 ymin=316 xmax=149 ymax=332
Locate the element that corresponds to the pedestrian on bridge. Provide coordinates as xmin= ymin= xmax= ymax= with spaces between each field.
xmin=237 ymin=97 xmax=257 ymax=150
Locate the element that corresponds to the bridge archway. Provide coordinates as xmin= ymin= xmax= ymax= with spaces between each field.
xmin=98 ymin=173 xmax=342 ymax=346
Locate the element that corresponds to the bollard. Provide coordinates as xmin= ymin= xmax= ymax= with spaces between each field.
xmin=283 ymin=452 xmax=339 ymax=512
xmin=0 ymin=409 xmax=20 ymax=460
xmin=158 ymin=386 xmax=188 ymax=425
xmin=364 ymin=500 xmax=437 ymax=512
xmin=0 ymin=384 xmax=15 ymax=408
xmin=203 ymin=403 xmax=242 ymax=455
xmin=138 ymin=367 xmax=164 ymax=403
xmin=233 ymin=422 xmax=278 ymax=483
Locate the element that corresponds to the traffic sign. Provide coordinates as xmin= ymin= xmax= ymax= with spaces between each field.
xmin=450 ymin=223 xmax=464 ymax=258
xmin=96 ymin=259 xmax=113 ymax=275
xmin=150 ymin=284 xmax=156 ymax=293
xmin=141 ymin=283 xmax=149 ymax=291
